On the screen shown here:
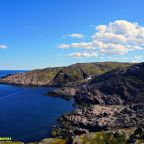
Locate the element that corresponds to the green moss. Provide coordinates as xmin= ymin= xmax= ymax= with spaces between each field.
xmin=74 ymin=130 xmax=132 ymax=144
xmin=28 ymin=138 xmax=66 ymax=144
xmin=51 ymin=128 xmax=62 ymax=137
xmin=137 ymin=140 xmax=144 ymax=144
xmin=41 ymin=138 xmax=66 ymax=144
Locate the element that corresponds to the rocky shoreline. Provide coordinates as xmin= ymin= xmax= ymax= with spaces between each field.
xmin=50 ymin=62 xmax=144 ymax=143
xmin=57 ymin=104 xmax=144 ymax=136
xmin=0 ymin=62 xmax=144 ymax=143
xmin=46 ymin=87 xmax=79 ymax=100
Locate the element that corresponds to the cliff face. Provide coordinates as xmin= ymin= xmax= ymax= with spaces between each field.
xmin=0 ymin=62 xmax=132 ymax=86
xmin=75 ymin=62 xmax=144 ymax=105
xmin=0 ymin=68 xmax=62 ymax=86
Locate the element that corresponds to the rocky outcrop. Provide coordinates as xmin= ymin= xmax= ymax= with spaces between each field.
xmin=46 ymin=87 xmax=78 ymax=99
xmin=69 ymin=127 xmax=144 ymax=144
xmin=59 ymin=104 xmax=144 ymax=136
xmin=0 ymin=67 xmax=62 ymax=86
xmin=0 ymin=62 xmax=132 ymax=86
xmin=56 ymin=62 xmax=144 ymax=137
xmin=75 ymin=62 xmax=144 ymax=105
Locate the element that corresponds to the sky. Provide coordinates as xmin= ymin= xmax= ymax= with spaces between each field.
xmin=0 ymin=0 xmax=144 ymax=70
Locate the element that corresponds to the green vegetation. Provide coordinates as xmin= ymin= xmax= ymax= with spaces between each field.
xmin=53 ymin=62 xmax=133 ymax=85
xmin=0 ymin=142 xmax=23 ymax=144
xmin=72 ymin=129 xmax=135 ymax=144
xmin=0 ymin=62 xmax=133 ymax=86
xmin=30 ymin=68 xmax=62 ymax=83
xmin=28 ymin=138 xmax=66 ymax=144
xmin=1 ymin=128 xmax=144 ymax=144
xmin=76 ymin=131 xmax=127 ymax=144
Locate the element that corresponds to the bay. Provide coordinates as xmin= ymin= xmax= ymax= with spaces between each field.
xmin=0 ymin=70 xmax=74 ymax=142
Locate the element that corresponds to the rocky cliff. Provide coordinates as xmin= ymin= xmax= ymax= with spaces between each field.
xmin=75 ymin=62 xmax=144 ymax=105
xmin=0 ymin=62 xmax=132 ymax=86
xmin=56 ymin=62 xmax=144 ymax=137
xmin=0 ymin=67 xmax=62 ymax=86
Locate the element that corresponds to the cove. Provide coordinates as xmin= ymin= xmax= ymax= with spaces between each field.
xmin=0 ymin=83 xmax=74 ymax=142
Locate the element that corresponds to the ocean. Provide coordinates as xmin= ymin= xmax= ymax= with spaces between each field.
xmin=0 ymin=70 xmax=74 ymax=142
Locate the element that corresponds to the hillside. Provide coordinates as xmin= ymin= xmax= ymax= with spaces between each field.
xmin=0 ymin=67 xmax=62 ymax=86
xmin=76 ymin=62 xmax=144 ymax=105
xmin=56 ymin=62 xmax=144 ymax=138
xmin=0 ymin=62 xmax=132 ymax=86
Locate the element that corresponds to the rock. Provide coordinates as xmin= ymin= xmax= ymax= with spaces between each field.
xmin=134 ymin=127 xmax=143 ymax=134
xmin=0 ymin=67 xmax=62 ymax=86
xmin=53 ymin=62 xmax=144 ymax=138
xmin=59 ymin=104 xmax=143 ymax=135
xmin=70 ymin=136 xmax=81 ymax=144
xmin=75 ymin=63 xmax=144 ymax=106
xmin=127 ymin=138 xmax=137 ymax=144
xmin=46 ymin=87 xmax=78 ymax=99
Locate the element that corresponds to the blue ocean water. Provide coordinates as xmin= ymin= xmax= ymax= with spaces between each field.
xmin=0 ymin=71 xmax=74 ymax=142
xmin=0 ymin=70 xmax=27 ymax=78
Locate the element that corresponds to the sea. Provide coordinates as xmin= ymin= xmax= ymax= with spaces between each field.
xmin=0 ymin=70 xmax=74 ymax=142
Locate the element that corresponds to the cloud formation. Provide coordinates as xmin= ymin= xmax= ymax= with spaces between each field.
xmin=58 ymin=42 xmax=93 ymax=49
xmin=0 ymin=45 xmax=7 ymax=49
xmin=58 ymin=20 xmax=144 ymax=57
xmin=69 ymin=51 xmax=97 ymax=58
xmin=69 ymin=33 xmax=85 ymax=39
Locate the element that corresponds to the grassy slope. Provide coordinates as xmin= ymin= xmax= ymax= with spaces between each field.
xmin=52 ymin=62 xmax=132 ymax=85
xmin=1 ymin=128 xmax=144 ymax=144
xmin=0 ymin=62 xmax=133 ymax=86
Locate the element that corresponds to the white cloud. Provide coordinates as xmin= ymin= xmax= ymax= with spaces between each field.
xmin=58 ymin=20 xmax=144 ymax=57
xmin=0 ymin=45 xmax=7 ymax=49
xmin=58 ymin=44 xmax=70 ymax=49
xmin=69 ymin=51 xmax=97 ymax=58
xmin=69 ymin=33 xmax=85 ymax=39
xmin=58 ymin=42 xmax=93 ymax=49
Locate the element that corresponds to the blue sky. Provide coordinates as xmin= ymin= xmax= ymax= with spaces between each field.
xmin=0 ymin=0 xmax=144 ymax=70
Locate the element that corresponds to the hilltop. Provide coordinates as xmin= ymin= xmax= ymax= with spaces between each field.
xmin=0 ymin=62 xmax=132 ymax=86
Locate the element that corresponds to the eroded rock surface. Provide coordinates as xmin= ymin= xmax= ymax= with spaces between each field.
xmin=57 ymin=63 xmax=144 ymax=136
xmin=46 ymin=87 xmax=78 ymax=99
